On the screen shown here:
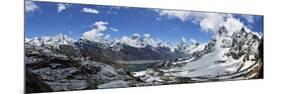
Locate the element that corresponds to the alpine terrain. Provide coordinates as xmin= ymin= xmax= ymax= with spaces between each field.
xmin=25 ymin=26 xmax=263 ymax=93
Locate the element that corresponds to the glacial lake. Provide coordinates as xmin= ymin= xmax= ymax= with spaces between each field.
xmin=115 ymin=60 xmax=165 ymax=72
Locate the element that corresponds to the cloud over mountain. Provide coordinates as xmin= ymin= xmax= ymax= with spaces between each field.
xmin=190 ymin=38 xmax=197 ymax=44
xmin=223 ymin=17 xmax=244 ymax=36
xmin=82 ymin=21 xmax=109 ymax=42
xmin=155 ymin=10 xmax=255 ymax=38
xmin=191 ymin=12 xmax=227 ymax=32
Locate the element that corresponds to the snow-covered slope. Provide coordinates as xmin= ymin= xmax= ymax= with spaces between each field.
xmin=133 ymin=26 xmax=263 ymax=84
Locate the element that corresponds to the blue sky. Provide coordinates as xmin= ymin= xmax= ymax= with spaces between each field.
xmin=25 ymin=1 xmax=263 ymax=46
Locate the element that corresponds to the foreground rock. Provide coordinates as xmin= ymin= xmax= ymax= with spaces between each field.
xmin=25 ymin=41 xmax=141 ymax=93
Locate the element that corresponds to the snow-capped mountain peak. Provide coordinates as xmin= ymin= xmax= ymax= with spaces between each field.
xmin=118 ymin=34 xmax=160 ymax=48
xmin=134 ymin=26 xmax=263 ymax=83
xmin=26 ymin=34 xmax=75 ymax=46
xmin=176 ymin=38 xmax=190 ymax=51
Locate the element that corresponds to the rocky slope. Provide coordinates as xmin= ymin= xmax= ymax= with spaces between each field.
xmin=25 ymin=35 xmax=141 ymax=93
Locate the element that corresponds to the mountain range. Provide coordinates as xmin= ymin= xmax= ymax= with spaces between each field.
xmin=25 ymin=26 xmax=263 ymax=93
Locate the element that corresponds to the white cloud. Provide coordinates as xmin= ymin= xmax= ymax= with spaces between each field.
xmin=155 ymin=10 xmax=256 ymax=43
xmin=82 ymin=21 xmax=109 ymax=42
xmin=82 ymin=29 xmax=100 ymax=42
xmin=241 ymin=15 xmax=254 ymax=23
xmin=191 ymin=13 xmax=249 ymax=35
xmin=94 ymin=21 xmax=108 ymax=31
xmin=181 ymin=37 xmax=187 ymax=43
xmin=143 ymin=34 xmax=151 ymax=37
xmin=191 ymin=12 xmax=227 ymax=32
xmin=120 ymin=35 xmax=139 ymax=47
xmin=223 ymin=17 xmax=244 ymax=35
xmin=157 ymin=10 xmax=191 ymax=22
xmin=57 ymin=3 xmax=68 ymax=12
xmin=105 ymin=34 xmax=111 ymax=39
xmin=82 ymin=8 xmax=99 ymax=14
xmin=156 ymin=10 xmax=227 ymax=32
xmin=110 ymin=27 xmax=118 ymax=32
xmin=25 ymin=1 xmax=39 ymax=13
xmin=190 ymin=38 xmax=197 ymax=44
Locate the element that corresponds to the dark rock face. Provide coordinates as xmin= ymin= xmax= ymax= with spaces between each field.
xmin=227 ymin=28 xmax=261 ymax=62
xmin=258 ymin=37 xmax=264 ymax=78
xmin=25 ymin=69 xmax=52 ymax=93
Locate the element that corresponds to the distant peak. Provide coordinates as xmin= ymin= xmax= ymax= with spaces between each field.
xmin=27 ymin=34 xmax=75 ymax=46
